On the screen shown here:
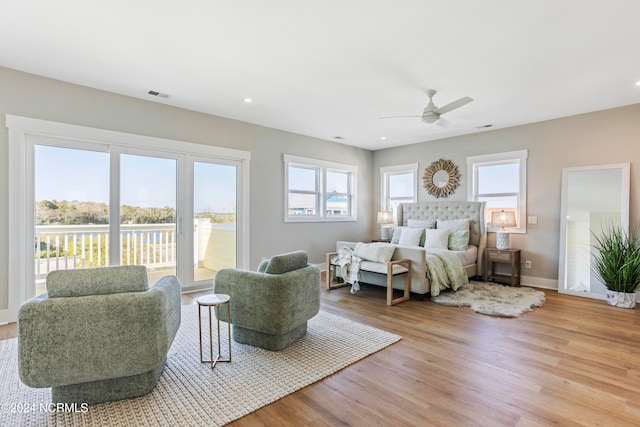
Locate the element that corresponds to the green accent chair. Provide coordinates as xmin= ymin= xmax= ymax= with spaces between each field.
xmin=213 ymin=250 xmax=321 ymax=351
xmin=18 ymin=265 xmax=181 ymax=404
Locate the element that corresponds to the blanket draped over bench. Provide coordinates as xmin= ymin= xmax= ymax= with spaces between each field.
xmin=332 ymin=246 xmax=362 ymax=293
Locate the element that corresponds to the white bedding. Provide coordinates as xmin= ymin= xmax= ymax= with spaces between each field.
xmin=453 ymin=245 xmax=478 ymax=267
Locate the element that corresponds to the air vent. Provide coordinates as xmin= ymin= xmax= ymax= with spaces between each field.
xmin=333 ymin=136 xmax=345 ymax=140
xmin=147 ymin=90 xmax=169 ymax=99
xmin=476 ymin=124 xmax=494 ymax=129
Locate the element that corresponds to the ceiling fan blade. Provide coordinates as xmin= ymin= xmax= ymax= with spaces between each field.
xmin=435 ymin=96 xmax=473 ymax=115
xmin=437 ymin=117 xmax=452 ymax=128
xmin=379 ymin=115 xmax=422 ymax=119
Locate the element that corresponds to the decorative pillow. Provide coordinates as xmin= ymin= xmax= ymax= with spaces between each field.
xmin=448 ymin=230 xmax=470 ymax=251
xmin=407 ymin=219 xmax=437 ymax=229
xmin=423 ymin=229 xmax=450 ymax=249
xmin=408 ymin=219 xmax=437 ymax=246
xmin=437 ymin=218 xmax=470 ymax=232
xmin=391 ymin=226 xmax=403 ymax=244
xmin=354 ymin=242 xmax=396 ymax=264
xmin=398 ymin=227 xmax=424 ymax=246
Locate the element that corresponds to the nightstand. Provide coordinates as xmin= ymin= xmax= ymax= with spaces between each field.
xmin=484 ymin=248 xmax=521 ymax=287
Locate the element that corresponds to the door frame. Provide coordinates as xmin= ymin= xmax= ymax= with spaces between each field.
xmin=4 ymin=115 xmax=250 ymax=323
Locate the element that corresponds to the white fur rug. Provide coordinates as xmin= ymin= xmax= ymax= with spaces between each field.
xmin=431 ymin=281 xmax=545 ymax=317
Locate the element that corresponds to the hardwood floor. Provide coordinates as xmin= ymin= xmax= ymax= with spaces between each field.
xmin=2 ymin=283 xmax=640 ymax=426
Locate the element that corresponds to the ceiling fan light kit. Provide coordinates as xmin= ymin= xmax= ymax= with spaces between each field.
xmin=381 ymin=89 xmax=473 ymax=127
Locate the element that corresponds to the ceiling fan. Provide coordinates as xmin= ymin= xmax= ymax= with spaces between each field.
xmin=380 ymin=89 xmax=473 ymax=127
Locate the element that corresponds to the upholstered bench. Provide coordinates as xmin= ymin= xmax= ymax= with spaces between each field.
xmin=326 ymin=252 xmax=411 ymax=305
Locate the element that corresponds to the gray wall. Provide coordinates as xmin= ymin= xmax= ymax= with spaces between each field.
xmin=2 ymin=64 xmax=639 ymax=311
xmin=373 ymin=103 xmax=640 ymax=286
xmin=0 ymin=66 xmax=374 ymax=309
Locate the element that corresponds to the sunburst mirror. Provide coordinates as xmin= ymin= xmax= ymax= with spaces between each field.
xmin=423 ymin=159 xmax=460 ymax=198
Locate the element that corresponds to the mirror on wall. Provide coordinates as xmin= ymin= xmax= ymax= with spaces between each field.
xmin=558 ymin=163 xmax=630 ymax=299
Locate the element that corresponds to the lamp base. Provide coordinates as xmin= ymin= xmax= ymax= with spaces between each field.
xmin=380 ymin=226 xmax=393 ymax=241
xmin=496 ymin=232 xmax=510 ymax=250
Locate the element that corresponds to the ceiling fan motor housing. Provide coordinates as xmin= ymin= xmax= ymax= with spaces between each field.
xmin=421 ymin=111 xmax=440 ymax=124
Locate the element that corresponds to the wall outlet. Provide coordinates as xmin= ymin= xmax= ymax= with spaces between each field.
xmin=525 ymin=261 xmax=532 ymax=269
xmin=528 ymin=216 xmax=538 ymax=224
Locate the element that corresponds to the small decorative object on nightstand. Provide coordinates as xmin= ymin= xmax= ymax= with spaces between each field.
xmin=484 ymin=248 xmax=521 ymax=287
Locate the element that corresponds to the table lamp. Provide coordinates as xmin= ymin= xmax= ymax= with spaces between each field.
xmin=491 ymin=210 xmax=517 ymax=250
xmin=377 ymin=211 xmax=394 ymax=240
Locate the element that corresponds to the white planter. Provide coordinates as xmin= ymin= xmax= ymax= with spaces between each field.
xmin=606 ymin=290 xmax=637 ymax=308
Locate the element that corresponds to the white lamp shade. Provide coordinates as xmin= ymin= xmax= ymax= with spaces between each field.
xmin=377 ymin=211 xmax=394 ymax=224
xmin=491 ymin=210 xmax=517 ymax=228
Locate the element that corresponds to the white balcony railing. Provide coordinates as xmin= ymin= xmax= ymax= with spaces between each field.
xmin=35 ymin=223 xmax=176 ymax=280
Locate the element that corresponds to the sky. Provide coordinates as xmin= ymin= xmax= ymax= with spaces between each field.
xmin=35 ymin=145 xmax=237 ymax=213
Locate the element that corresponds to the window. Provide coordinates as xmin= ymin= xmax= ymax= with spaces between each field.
xmin=380 ymin=163 xmax=418 ymax=217
xmin=6 ymin=115 xmax=250 ymax=323
xmin=467 ymin=150 xmax=528 ymax=233
xmin=284 ymin=155 xmax=357 ymax=222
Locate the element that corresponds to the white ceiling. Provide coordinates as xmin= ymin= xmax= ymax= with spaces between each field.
xmin=2 ymin=1 xmax=640 ymax=151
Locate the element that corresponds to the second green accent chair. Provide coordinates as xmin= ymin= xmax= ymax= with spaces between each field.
xmin=213 ymin=250 xmax=321 ymax=351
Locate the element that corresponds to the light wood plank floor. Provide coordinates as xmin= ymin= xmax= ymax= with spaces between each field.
xmin=3 ymin=283 xmax=640 ymax=426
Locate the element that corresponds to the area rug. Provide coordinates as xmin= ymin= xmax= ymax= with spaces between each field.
xmin=0 ymin=307 xmax=400 ymax=426
xmin=431 ymin=281 xmax=545 ymax=317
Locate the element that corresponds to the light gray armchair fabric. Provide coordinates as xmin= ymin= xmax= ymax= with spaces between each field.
xmin=18 ymin=265 xmax=181 ymax=404
xmin=213 ymin=250 xmax=321 ymax=351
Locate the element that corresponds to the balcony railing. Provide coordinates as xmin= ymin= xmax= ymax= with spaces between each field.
xmin=35 ymin=223 xmax=176 ymax=280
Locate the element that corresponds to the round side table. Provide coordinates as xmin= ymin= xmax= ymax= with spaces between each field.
xmin=196 ymin=294 xmax=232 ymax=369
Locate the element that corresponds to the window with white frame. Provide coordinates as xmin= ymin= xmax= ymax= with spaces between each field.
xmin=284 ymin=154 xmax=357 ymax=222
xmin=380 ymin=163 xmax=418 ymax=217
xmin=467 ymin=150 xmax=528 ymax=233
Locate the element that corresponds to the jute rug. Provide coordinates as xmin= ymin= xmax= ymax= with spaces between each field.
xmin=431 ymin=281 xmax=545 ymax=317
xmin=0 ymin=307 xmax=400 ymax=426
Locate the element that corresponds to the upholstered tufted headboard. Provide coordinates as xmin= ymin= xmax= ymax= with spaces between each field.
xmin=397 ymin=201 xmax=487 ymax=274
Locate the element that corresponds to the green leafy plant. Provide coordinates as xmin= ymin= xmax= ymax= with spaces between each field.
xmin=592 ymin=224 xmax=640 ymax=293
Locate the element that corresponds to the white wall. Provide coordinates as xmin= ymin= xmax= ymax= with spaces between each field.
xmin=372 ymin=103 xmax=640 ymax=287
xmin=0 ymin=66 xmax=374 ymax=311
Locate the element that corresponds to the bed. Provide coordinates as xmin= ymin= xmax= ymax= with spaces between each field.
xmin=336 ymin=201 xmax=486 ymax=296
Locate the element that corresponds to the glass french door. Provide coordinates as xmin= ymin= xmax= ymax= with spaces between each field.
xmin=119 ymin=153 xmax=178 ymax=285
xmin=33 ymin=144 xmax=110 ymax=296
xmin=31 ymin=145 xmax=239 ymax=293
xmin=6 ymin=115 xmax=249 ymax=324
xmin=193 ymin=161 xmax=238 ymax=283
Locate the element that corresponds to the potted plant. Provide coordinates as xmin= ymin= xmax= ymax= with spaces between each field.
xmin=592 ymin=223 xmax=640 ymax=308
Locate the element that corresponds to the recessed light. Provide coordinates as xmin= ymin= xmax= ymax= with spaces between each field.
xmin=636 ymin=80 xmax=640 ymax=86
xmin=476 ymin=124 xmax=494 ymax=129
xmin=380 ymin=136 xmax=387 ymax=140
xmin=244 ymin=98 xmax=253 ymax=103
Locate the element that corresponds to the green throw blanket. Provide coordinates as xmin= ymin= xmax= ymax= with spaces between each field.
xmin=424 ymin=249 xmax=469 ymax=296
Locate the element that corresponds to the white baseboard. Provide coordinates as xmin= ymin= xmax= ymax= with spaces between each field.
xmin=520 ymin=275 xmax=558 ymax=290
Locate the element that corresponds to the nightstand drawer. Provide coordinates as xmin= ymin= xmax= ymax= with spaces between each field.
xmin=488 ymin=250 xmax=511 ymax=262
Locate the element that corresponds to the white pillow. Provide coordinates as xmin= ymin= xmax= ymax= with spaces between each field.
xmin=398 ymin=227 xmax=424 ymax=246
xmin=354 ymin=242 xmax=396 ymax=263
xmin=423 ymin=229 xmax=450 ymax=249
